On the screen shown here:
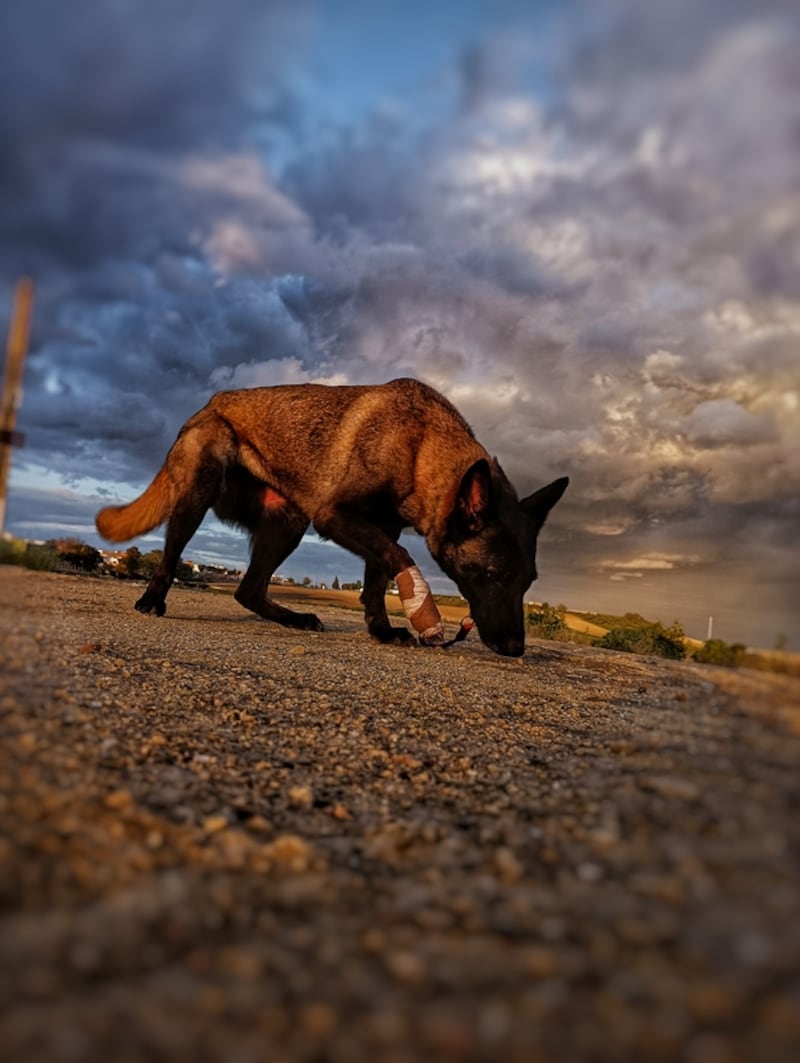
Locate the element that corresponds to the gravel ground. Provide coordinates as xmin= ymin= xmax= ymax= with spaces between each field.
xmin=1 ymin=566 xmax=799 ymax=1063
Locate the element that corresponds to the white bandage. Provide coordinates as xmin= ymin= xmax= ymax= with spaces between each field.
xmin=395 ymin=565 xmax=445 ymax=645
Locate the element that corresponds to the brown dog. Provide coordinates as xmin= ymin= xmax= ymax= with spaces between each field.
xmin=96 ymin=378 xmax=567 ymax=656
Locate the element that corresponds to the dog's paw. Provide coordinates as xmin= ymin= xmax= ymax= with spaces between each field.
xmin=298 ymin=612 xmax=324 ymax=632
xmin=135 ymin=594 xmax=166 ymax=617
xmin=369 ymin=624 xmax=416 ymax=646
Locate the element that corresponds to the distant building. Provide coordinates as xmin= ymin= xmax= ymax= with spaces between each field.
xmin=100 ymin=550 xmax=126 ymax=567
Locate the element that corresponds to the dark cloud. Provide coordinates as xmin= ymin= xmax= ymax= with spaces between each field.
xmin=0 ymin=0 xmax=305 ymax=153
xmin=2 ymin=0 xmax=798 ymax=649
xmin=0 ymin=0 xmax=309 ymax=278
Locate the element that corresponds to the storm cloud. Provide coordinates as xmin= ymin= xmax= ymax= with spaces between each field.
xmin=2 ymin=0 xmax=798 ymax=648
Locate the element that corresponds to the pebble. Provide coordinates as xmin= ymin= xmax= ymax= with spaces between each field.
xmin=641 ymin=775 xmax=701 ymax=801
xmin=288 ymin=785 xmax=314 ymax=810
xmin=493 ymin=846 xmax=524 ymax=884
xmin=385 ymin=950 xmax=426 ymax=984
xmin=202 ymin=815 xmax=229 ymax=834
xmin=264 ymin=834 xmax=315 ymax=873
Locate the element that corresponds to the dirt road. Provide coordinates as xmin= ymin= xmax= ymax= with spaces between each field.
xmin=222 ymin=583 xmax=612 ymax=638
xmin=2 ymin=567 xmax=799 ymax=1062
xmin=221 ymin=581 xmax=476 ymax=625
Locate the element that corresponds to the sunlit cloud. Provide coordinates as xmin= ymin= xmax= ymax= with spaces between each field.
xmin=600 ymin=554 xmax=703 ymax=574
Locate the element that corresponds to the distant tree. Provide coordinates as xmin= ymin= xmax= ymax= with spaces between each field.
xmin=122 ymin=546 xmax=142 ymax=578
xmin=332 ymin=576 xmax=340 ymax=590
xmin=140 ymin=549 xmax=163 ymax=578
xmin=774 ymin=633 xmax=787 ymax=653
xmin=302 ymin=576 xmax=312 ymax=587
xmin=176 ymin=559 xmax=194 ymax=582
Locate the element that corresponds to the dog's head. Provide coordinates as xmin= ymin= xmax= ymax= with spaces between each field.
xmin=438 ymin=460 xmax=568 ymax=657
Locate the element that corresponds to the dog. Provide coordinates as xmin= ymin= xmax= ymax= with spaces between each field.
xmin=96 ymin=378 xmax=567 ymax=657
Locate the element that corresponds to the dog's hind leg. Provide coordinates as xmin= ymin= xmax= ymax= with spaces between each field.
xmin=135 ymin=456 xmax=223 ymax=616
xmin=231 ymin=499 xmax=324 ymax=632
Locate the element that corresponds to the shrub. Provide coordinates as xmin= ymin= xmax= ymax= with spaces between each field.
xmin=0 ymin=537 xmax=26 ymax=565
xmin=0 ymin=537 xmax=56 ymax=570
xmin=693 ymin=639 xmax=746 ymax=668
xmin=527 ymin=602 xmax=570 ymax=640
xmin=594 ymin=621 xmax=685 ymax=660
xmin=24 ymin=543 xmax=57 ymax=571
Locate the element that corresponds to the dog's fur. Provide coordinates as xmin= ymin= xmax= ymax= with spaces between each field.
xmin=96 ymin=378 xmax=567 ymax=656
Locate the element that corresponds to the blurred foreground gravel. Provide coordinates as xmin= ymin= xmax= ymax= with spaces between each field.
xmin=1 ymin=566 xmax=799 ymax=1063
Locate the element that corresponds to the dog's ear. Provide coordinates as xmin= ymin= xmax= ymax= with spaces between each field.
xmin=456 ymin=459 xmax=493 ymax=533
xmin=520 ymin=476 xmax=569 ymax=530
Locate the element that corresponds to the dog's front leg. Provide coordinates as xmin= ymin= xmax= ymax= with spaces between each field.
xmin=360 ymin=561 xmax=415 ymax=645
xmin=314 ymin=504 xmax=413 ymax=576
xmin=314 ymin=505 xmax=422 ymax=644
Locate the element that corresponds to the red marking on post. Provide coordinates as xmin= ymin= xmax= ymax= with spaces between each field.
xmin=262 ymin=486 xmax=287 ymax=510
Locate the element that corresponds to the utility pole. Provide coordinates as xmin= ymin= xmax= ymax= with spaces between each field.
xmin=707 ymin=615 xmax=713 ymax=641
xmin=0 ymin=278 xmax=34 ymax=534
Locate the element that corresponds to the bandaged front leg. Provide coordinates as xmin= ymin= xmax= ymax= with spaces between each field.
xmin=395 ymin=565 xmax=445 ymax=646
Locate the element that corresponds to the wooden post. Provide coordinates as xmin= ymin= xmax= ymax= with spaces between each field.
xmin=0 ymin=278 xmax=34 ymax=534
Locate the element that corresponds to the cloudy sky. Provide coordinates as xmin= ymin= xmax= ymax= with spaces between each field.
xmin=2 ymin=0 xmax=798 ymax=650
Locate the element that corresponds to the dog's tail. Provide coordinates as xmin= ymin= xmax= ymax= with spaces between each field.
xmin=96 ymin=465 xmax=175 ymax=543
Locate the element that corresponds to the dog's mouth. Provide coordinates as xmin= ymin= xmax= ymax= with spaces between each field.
xmin=465 ymin=610 xmax=526 ymax=658
xmin=494 ymin=643 xmax=525 ymax=658
xmin=483 ymin=634 xmax=525 ymax=658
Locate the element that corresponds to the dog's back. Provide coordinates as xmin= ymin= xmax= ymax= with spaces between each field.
xmin=204 ymin=378 xmax=486 ymax=528
xmin=96 ymin=378 xmax=482 ymax=541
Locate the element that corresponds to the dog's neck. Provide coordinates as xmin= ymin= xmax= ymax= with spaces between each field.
xmin=413 ymin=445 xmax=493 ymax=560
